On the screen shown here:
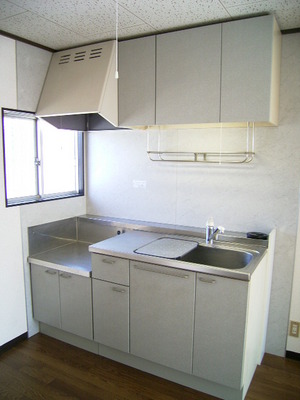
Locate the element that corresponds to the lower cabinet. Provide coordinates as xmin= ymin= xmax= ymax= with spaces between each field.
xmin=93 ymin=280 xmax=129 ymax=352
xmin=59 ymin=271 xmax=93 ymax=340
xmin=31 ymin=264 xmax=93 ymax=340
xmin=193 ymin=273 xmax=248 ymax=389
xmin=130 ymin=261 xmax=195 ymax=373
xmin=31 ymin=252 xmax=268 ymax=398
xmin=92 ymin=253 xmax=130 ymax=352
xmin=31 ymin=264 xmax=60 ymax=328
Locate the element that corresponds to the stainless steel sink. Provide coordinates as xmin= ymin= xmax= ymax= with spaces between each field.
xmin=179 ymin=245 xmax=253 ymax=269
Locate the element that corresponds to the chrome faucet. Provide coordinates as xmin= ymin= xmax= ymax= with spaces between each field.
xmin=206 ymin=217 xmax=225 ymax=244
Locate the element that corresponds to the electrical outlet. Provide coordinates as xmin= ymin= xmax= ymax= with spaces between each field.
xmin=289 ymin=321 xmax=300 ymax=337
xmin=133 ymin=180 xmax=147 ymax=189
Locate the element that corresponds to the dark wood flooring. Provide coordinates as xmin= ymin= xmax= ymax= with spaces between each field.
xmin=0 ymin=333 xmax=299 ymax=400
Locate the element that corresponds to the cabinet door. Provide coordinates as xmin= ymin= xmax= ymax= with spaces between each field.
xmin=30 ymin=264 xmax=60 ymax=328
xmin=119 ymin=36 xmax=155 ymax=127
xmin=130 ymin=262 xmax=195 ymax=373
xmin=221 ymin=15 xmax=280 ymax=124
xmin=93 ymin=279 xmax=129 ymax=352
xmin=156 ymin=24 xmax=221 ymax=125
xmin=193 ymin=273 xmax=248 ymax=389
xmin=59 ymin=272 xmax=93 ymax=340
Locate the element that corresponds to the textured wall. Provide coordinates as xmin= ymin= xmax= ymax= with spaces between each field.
xmin=0 ymin=35 xmax=27 ymax=345
xmin=86 ymin=33 xmax=300 ymax=356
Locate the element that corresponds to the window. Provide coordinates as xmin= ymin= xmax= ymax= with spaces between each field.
xmin=2 ymin=108 xmax=84 ymax=206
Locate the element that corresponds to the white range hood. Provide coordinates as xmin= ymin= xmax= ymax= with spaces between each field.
xmin=36 ymin=40 xmax=118 ymax=131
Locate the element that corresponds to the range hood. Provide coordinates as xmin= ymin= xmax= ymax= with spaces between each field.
xmin=36 ymin=41 xmax=118 ymax=131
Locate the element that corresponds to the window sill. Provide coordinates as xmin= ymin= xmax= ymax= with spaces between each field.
xmin=6 ymin=191 xmax=84 ymax=207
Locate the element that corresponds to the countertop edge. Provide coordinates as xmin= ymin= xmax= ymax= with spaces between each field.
xmin=28 ymin=256 xmax=91 ymax=277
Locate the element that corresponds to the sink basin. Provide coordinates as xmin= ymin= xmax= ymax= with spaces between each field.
xmin=179 ymin=245 xmax=253 ymax=269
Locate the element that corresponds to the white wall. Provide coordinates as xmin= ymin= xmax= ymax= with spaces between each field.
xmin=86 ymin=33 xmax=300 ymax=356
xmin=13 ymin=39 xmax=87 ymax=338
xmin=0 ymin=34 xmax=86 ymax=344
xmin=287 ymin=195 xmax=300 ymax=353
xmin=0 ymin=36 xmax=27 ymax=345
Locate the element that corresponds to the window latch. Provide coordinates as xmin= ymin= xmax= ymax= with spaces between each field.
xmin=34 ymin=158 xmax=41 ymax=166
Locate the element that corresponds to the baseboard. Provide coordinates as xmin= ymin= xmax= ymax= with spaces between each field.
xmin=286 ymin=350 xmax=300 ymax=361
xmin=0 ymin=332 xmax=28 ymax=354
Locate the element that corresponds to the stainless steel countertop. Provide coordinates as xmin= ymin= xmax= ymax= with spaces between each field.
xmin=28 ymin=241 xmax=91 ymax=277
xmin=89 ymin=231 xmax=268 ymax=281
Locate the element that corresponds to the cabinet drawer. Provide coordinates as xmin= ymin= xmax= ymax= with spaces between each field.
xmin=91 ymin=254 xmax=129 ymax=285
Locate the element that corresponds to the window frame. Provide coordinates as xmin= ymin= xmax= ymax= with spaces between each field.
xmin=2 ymin=108 xmax=84 ymax=207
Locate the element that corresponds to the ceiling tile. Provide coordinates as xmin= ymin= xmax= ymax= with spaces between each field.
xmin=0 ymin=11 xmax=89 ymax=49
xmin=0 ymin=0 xmax=26 ymax=20
xmin=86 ymin=23 xmax=157 ymax=43
xmin=225 ymin=0 xmax=300 ymax=30
xmin=119 ymin=0 xmax=231 ymax=31
xmin=5 ymin=0 xmax=155 ymax=41
xmin=1 ymin=0 xmax=299 ymax=50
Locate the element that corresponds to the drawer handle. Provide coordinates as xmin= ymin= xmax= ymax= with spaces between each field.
xmin=134 ymin=265 xmax=189 ymax=279
xmin=45 ymin=269 xmax=57 ymax=275
xmin=60 ymin=272 xmax=72 ymax=279
xmin=199 ymin=277 xmax=216 ymax=284
xmin=102 ymin=259 xmax=116 ymax=265
xmin=112 ymin=287 xmax=126 ymax=293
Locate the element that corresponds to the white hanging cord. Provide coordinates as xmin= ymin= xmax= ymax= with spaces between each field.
xmin=252 ymin=122 xmax=255 ymax=153
xmin=115 ymin=0 xmax=119 ymax=79
xmin=147 ymin=130 xmax=149 ymax=152
xmin=219 ymin=123 xmax=223 ymax=165
xmin=158 ymin=126 xmax=161 ymax=153
xmin=246 ymin=122 xmax=249 ymax=153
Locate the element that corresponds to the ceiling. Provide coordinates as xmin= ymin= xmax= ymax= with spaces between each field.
xmin=0 ymin=0 xmax=300 ymax=51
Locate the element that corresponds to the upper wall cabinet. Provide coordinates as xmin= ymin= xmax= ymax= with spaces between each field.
xmin=118 ymin=15 xmax=281 ymax=128
xmin=119 ymin=36 xmax=156 ymax=127
xmin=156 ymin=24 xmax=221 ymax=125
xmin=220 ymin=15 xmax=281 ymax=126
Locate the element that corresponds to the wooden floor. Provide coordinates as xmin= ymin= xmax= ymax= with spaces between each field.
xmin=0 ymin=334 xmax=299 ymax=400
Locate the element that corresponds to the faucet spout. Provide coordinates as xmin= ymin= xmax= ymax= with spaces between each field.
xmin=205 ymin=217 xmax=225 ymax=244
xmin=208 ymin=226 xmax=225 ymax=244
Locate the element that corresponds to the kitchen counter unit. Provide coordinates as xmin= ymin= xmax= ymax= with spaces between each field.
xmin=28 ymin=241 xmax=91 ymax=277
xmin=28 ymin=216 xmax=273 ymax=400
xmin=89 ymin=230 xmax=267 ymax=281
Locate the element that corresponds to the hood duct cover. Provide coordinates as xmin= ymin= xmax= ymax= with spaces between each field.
xmin=36 ymin=41 xmax=118 ymax=131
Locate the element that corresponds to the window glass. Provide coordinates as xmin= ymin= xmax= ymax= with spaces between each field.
xmin=3 ymin=111 xmax=37 ymax=199
xmin=2 ymin=109 xmax=84 ymax=206
xmin=38 ymin=119 xmax=79 ymax=196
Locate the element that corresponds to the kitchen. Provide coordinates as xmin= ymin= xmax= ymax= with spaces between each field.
xmin=0 ymin=0 xmax=300 ymax=399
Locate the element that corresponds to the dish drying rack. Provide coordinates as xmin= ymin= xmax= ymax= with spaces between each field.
xmin=147 ymin=123 xmax=255 ymax=164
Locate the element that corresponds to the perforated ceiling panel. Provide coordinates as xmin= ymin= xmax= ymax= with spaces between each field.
xmin=0 ymin=0 xmax=299 ymax=50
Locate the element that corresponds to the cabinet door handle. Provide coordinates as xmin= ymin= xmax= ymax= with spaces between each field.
xmin=133 ymin=264 xmax=189 ymax=279
xmin=112 ymin=287 xmax=126 ymax=293
xmin=45 ymin=269 xmax=57 ymax=275
xmin=60 ymin=272 xmax=72 ymax=279
xmin=102 ymin=258 xmax=116 ymax=265
xmin=199 ymin=277 xmax=216 ymax=284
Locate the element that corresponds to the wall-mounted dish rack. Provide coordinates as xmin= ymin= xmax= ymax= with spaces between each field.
xmin=147 ymin=123 xmax=255 ymax=164
xmin=147 ymin=151 xmax=255 ymax=163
